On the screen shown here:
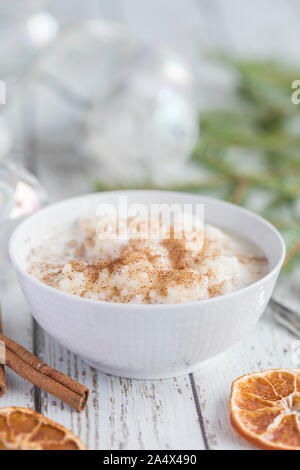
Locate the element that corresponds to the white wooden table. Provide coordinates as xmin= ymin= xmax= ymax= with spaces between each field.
xmin=2 ymin=0 xmax=300 ymax=451
xmin=1 ymin=257 xmax=297 ymax=450
xmin=2 ymin=144 xmax=298 ymax=450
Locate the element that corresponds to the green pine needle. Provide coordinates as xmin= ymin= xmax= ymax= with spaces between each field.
xmin=95 ymin=56 xmax=300 ymax=271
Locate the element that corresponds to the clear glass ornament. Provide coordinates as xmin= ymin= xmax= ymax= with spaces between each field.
xmin=25 ymin=19 xmax=198 ymax=184
xmin=0 ymin=162 xmax=47 ymax=272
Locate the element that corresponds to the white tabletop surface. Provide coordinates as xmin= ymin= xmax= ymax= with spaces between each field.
xmin=1 ymin=0 xmax=300 ymax=450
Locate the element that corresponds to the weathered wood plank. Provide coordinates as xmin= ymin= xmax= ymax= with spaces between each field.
xmin=33 ymin=145 xmax=206 ymax=449
xmin=19 ymin=0 xmax=300 ymax=451
xmin=36 ymin=328 xmax=205 ymax=450
xmin=0 ymin=273 xmax=35 ymax=410
xmin=192 ymin=307 xmax=297 ymax=450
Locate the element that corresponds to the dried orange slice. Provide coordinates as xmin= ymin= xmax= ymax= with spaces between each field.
xmin=230 ymin=369 xmax=300 ymax=450
xmin=0 ymin=407 xmax=85 ymax=450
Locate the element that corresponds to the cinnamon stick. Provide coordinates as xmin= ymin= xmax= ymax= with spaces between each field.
xmin=0 ymin=333 xmax=89 ymax=412
xmin=0 ymin=307 xmax=6 ymax=397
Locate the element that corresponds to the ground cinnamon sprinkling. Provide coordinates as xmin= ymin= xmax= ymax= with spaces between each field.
xmin=27 ymin=217 xmax=269 ymax=304
xmin=237 ymin=255 xmax=268 ymax=264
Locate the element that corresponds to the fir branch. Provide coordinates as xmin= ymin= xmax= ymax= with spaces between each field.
xmin=95 ymin=56 xmax=300 ymax=271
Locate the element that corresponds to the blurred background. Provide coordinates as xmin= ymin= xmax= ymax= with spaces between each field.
xmin=2 ymin=0 xmax=300 ymax=303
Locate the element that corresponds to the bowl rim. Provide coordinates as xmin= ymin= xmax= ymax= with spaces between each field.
xmin=9 ymin=190 xmax=286 ymax=309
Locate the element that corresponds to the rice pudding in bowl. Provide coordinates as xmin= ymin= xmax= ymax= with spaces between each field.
xmin=9 ymin=191 xmax=285 ymax=378
xmin=27 ymin=214 xmax=268 ymax=304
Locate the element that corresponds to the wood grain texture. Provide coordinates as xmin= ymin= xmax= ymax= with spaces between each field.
xmin=6 ymin=0 xmax=300 ymax=450
xmin=26 ymin=143 xmax=207 ymax=449
xmin=36 ymin=329 xmax=205 ymax=450
xmin=0 ymin=273 xmax=35 ymax=410
xmin=192 ymin=308 xmax=298 ymax=450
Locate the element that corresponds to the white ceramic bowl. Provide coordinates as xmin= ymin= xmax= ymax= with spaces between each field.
xmin=9 ymin=191 xmax=285 ymax=379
